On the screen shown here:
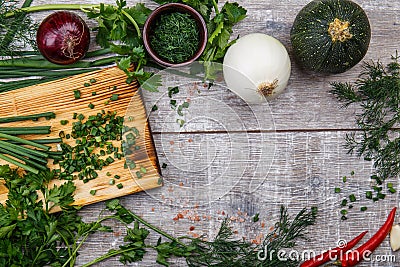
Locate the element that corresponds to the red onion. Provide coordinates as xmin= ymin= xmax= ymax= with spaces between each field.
xmin=36 ymin=11 xmax=90 ymax=65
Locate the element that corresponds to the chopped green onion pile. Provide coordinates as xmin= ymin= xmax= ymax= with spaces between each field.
xmin=56 ymin=110 xmax=125 ymax=182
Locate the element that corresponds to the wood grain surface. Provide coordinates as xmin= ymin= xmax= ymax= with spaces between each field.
xmin=10 ymin=0 xmax=400 ymax=266
xmin=0 ymin=66 xmax=161 ymax=208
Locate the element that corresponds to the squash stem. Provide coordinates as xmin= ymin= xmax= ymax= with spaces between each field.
xmin=328 ymin=18 xmax=353 ymax=42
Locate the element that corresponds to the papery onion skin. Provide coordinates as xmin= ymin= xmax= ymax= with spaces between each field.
xmin=37 ymin=11 xmax=90 ymax=65
xmin=223 ymin=33 xmax=291 ymax=104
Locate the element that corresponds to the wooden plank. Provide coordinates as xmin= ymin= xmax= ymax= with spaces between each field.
xmin=0 ymin=66 xmax=161 ymax=207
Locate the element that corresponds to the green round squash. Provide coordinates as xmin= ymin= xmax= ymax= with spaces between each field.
xmin=290 ymin=0 xmax=371 ymax=73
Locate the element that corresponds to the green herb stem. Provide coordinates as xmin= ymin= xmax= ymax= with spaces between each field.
xmin=46 ymin=151 xmax=63 ymax=155
xmin=4 ymin=4 xmax=100 ymax=18
xmin=0 ymin=68 xmax=100 ymax=78
xmin=126 ymin=209 xmax=186 ymax=247
xmin=6 ymin=138 xmax=61 ymax=145
xmin=0 ymin=126 xmax=50 ymax=131
xmin=0 ymin=153 xmax=38 ymax=173
xmin=0 ymin=132 xmax=50 ymax=150
xmin=0 ymin=144 xmax=48 ymax=164
xmin=0 ymin=58 xmax=92 ymax=69
xmin=0 ymin=129 xmax=51 ymax=135
xmin=48 ymin=155 xmax=63 ymax=161
xmin=85 ymin=48 xmax=112 ymax=57
xmin=89 ymin=56 xmax=120 ymax=67
xmin=0 ymin=126 xmax=51 ymax=135
xmin=61 ymin=235 xmax=90 ymax=267
xmin=0 ymin=67 xmax=49 ymax=72
xmin=212 ymin=0 xmax=220 ymax=14
xmin=0 ymin=140 xmax=48 ymax=158
xmin=56 ymin=230 xmax=74 ymax=265
xmin=16 ymin=54 xmax=47 ymax=61
xmin=0 ymin=79 xmax=58 ymax=93
xmin=0 ymin=147 xmax=47 ymax=171
xmin=0 ymin=112 xmax=55 ymax=123
xmin=80 ymin=247 xmax=137 ymax=267
xmin=2 ymin=48 xmax=110 ymax=61
xmin=61 ymin=219 xmax=109 ymax=267
xmin=21 ymin=0 xmax=34 ymax=9
xmin=121 ymin=9 xmax=141 ymax=38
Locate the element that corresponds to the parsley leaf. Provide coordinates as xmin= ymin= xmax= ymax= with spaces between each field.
xmin=117 ymin=55 xmax=161 ymax=92
xmin=86 ymin=2 xmax=150 ymax=48
xmin=118 ymin=222 xmax=149 ymax=264
xmin=125 ymin=3 xmax=152 ymax=26
xmin=117 ymin=56 xmax=131 ymax=71
xmin=45 ymin=181 xmax=76 ymax=211
xmin=223 ymin=2 xmax=247 ymax=24
xmin=200 ymin=1 xmax=247 ymax=80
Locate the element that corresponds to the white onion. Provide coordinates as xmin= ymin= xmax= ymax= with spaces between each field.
xmin=223 ymin=33 xmax=291 ymax=103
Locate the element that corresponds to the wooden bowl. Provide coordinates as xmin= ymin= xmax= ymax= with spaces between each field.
xmin=143 ymin=3 xmax=208 ymax=67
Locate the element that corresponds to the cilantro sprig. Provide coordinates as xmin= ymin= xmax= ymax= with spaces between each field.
xmin=86 ymin=0 xmax=151 ymax=47
xmin=85 ymin=1 xmax=162 ymax=92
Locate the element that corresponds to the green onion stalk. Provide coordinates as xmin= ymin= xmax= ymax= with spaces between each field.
xmin=0 ymin=113 xmax=59 ymax=173
xmin=0 ymin=54 xmax=120 ymax=92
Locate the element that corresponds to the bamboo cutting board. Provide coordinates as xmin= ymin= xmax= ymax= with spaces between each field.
xmin=0 ymin=67 xmax=161 ymax=207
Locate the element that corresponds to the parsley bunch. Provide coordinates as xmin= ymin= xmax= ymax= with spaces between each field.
xmin=0 ymin=166 xmax=81 ymax=266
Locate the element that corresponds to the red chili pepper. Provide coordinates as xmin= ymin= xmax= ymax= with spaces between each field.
xmin=300 ymin=231 xmax=367 ymax=267
xmin=340 ymin=207 xmax=397 ymax=267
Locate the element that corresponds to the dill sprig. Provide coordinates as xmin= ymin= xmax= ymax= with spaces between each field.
xmin=0 ymin=0 xmax=37 ymax=57
xmin=185 ymin=206 xmax=317 ymax=267
xmin=331 ymin=53 xmax=400 ymax=181
xmin=260 ymin=206 xmax=318 ymax=267
xmin=100 ymin=202 xmax=317 ymax=267
xmin=186 ymin=219 xmax=256 ymax=266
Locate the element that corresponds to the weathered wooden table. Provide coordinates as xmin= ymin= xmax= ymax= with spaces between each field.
xmin=23 ymin=0 xmax=400 ymax=266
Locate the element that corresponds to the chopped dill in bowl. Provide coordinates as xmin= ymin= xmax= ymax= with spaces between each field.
xmin=150 ymin=12 xmax=200 ymax=64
